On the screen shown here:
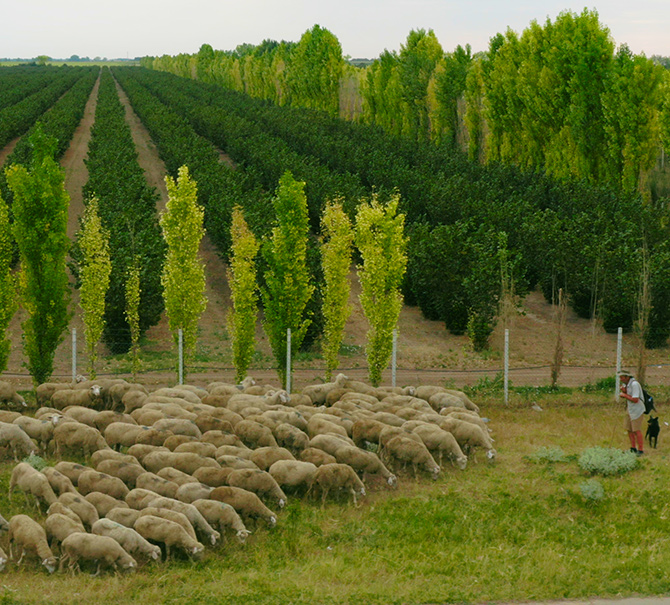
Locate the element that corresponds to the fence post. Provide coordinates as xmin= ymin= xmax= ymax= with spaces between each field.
xmin=72 ymin=328 xmax=77 ymax=382
xmin=391 ymin=329 xmax=397 ymax=388
xmin=504 ymin=328 xmax=509 ymax=405
xmin=286 ymin=328 xmax=292 ymax=393
xmin=615 ymin=326 xmax=623 ymax=399
xmin=178 ymin=329 xmax=183 ymax=385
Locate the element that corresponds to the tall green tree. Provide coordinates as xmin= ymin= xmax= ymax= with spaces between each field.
xmin=0 ymin=194 xmax=16 ymax=373
xmin=125 ymin=255 xmax=141 ymax=379
xmin=228 ymin=206 xmax=260 ymax=383
xmin=5 ymin=127 xmax=71 ymax=385
xmin=161 ymin=165 xmax=207 ymax=374
xmin=355 ymin=193 xmax=407 ymax=386
xmin=321 ymin=200 xmax=353 ymax=380
xmin=78 ymin=197 xmax=112 ymax=378
xmin=261 ymin=172 xmax=314 ymax=387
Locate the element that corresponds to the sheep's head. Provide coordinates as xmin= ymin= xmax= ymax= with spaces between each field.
xmin=268 ymin=515 xmax=277 ymax=527
xmin=278 ymin=498 xmax=286 ymax=508
xmin=486 ymin=449 xmax=497 ymax=461
xmin=277 ymin=390 xmax=289 ymax=404
xmin=430 ymin=465 xmax=441 ymax=480
xmin=122 ymin=559 xmax=137 ymax=572
xmin=42 ymin=557 xmax=57 ymax=574
xmin=405 ymin=386 xmax=416 ymax=396
xmin=209 ymin=530 xmax=220 ymax=545
xmin=191 ymin=545 xmax=205 ymax=560
xmin=150 ymin=547 xmax=161 ymax=560
xmin=455 ymin=456 xmax=468 ymax=471
xmin=0 ymin=555 xmax=6 ymax=572
xmin=386 ymin=474 xmax=397 ymax=488
xmin=90 ymin=385 xmax=102 ymax=398
xmin=236 ymin=529 xmax=251 ymax=543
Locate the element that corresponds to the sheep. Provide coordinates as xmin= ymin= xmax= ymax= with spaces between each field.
xmin=36 ymin=382 xmax=77 ymax=406
xmin=137 ymin=507 xmax=197 ymax=541
xmin=273 ymin=423 xmax=309 ymax=454
xmin=226 ymin=469 xmax=287 ymax=508
xmin=0 ymin=381 xmax=27 ymax=408
xmin=62 ymin=406 xmax=99 ymax=426
xmin=0 ymin=421 xmax=37 ymax=460
xmin=58 ymin=493 xmax=99 ymax=529
xmin=194 ymin=414 xmax=233 ymax=435
xmin=340 ymin=391 xmax=380 ymax=406
xmin=193 ymin=466 xmax=234 ymax=488
xmin=203 ymin=407 xmax=244 ymax=427
xmin=0 ymin=547 xmax=6 ymax=572
xmin=210 ymin=486 xmax=277 ymax=527
xmin=109 ymin=383 xmax=147 ymax=411
xmin=175 ymin=482 xmax=214 ymax=504
xmin=263 ymin=409 xmax=308 ymax=431
xmin=9 ymin=462 xmax=58 ymax=509
xmin=145 ymin=451 xmax=220 ymax=476
xmin=85 ymin=492 xmax=130 ymax=518
xmin=307 ymin=463 xmax=367 ymax=506
xmin=53 ymin=422 xmax=108 ymax=458
xmin=45 ymin=513 xmax=86 ymax=547
xmin=307 ymin=416 xmax=350 ymax=439
xmin=249 ymin=446 xmax=295 ymax=471
xmin=122 ymin=389 xmax=148 ymax=414
xmin=268 ymin=460 xmax=318 ymax=493
xmin=215 ymin=445 xmax=252 ymax=459
xmin=8 ymin=515 xmax=58 ymax=573
xmin=0 ymin=410 xmax=21 ymax=423
xmin=156 ymin=467 xmax=197 ymax=486
xmin=234 ymin=419 xmax=278 ymax=449
xmin=384 ymin=435 xmax=441 ymax=479
xmin=142 ymin=496 xmax=220 ymax=546
xmin=134 ymin=427 xmax=174 ymax=447
xmin=216 ymin=455 xmax=258 ymax=470
xmin=300 ymin=373 xmax=348 ymax=404
xmin=444 ymin=389 xmax=480 ymax=413
xmin=53 ymin=462 xmax=94 ymax=486
xmin=333 ymin=446 xmax=397 ymax=487
xmin=299 ymin=447 xmax=337 ymax=467
xmin=442 ymin=410 xmax=490 ymax=433
xmin=104 ymin=422 xmax=152 ymax=450
xmin=199 ymin=430 xmax=246 ymax=450
xmin=191 ymin=499 xmax=250 ymax=543
xmin=77 ymin=470 xmax=130 ymax=500
xmin=47 ymin=502 xmax=84 ymax=525
xmin=174 ymin=441 xmax=217 ymax=458
xmin=163 ymin=434 xmax=198 ymax=451
xmin=95 ymin=460 xmax=145 ymax=489
xmin=427 ymin=391 xmax=465 ymax=412
xmin=51 ymin=386 xmax=103 ymax=410
xmin=134 ymin=516 xmax=204 ymax=560
xmin=59 ymin=532 xmax=137 ymax=574
xmin=126 ymin=488 xmax=163 ymax=510
xmin=411 ymin=424 xmax=468 ymax=469
xmin=13 ymin=416 xmax=58 ymax=454
xmin=105 ymin=507 xmax=142 ymax=528
xmin=309 ymin=433 xmax=356 ymax=456
xmin=135 ymin=472 xmax=179 ymax=498
xmin=94 ymin=411 xmax=138 ymax=434
xmin=41 ymin=467 xmax=78 ymax=496
xmin=152 ymin=418 xmax=202 ymax=439
xmin=126 ymin=444 xmax=169 ymax=463
xmin=351 ymin=418 xmax=387 ymax=449
xmin=152 ymin=388 xmax=202 ymax=405
xmin=437 ymin=417 xmax=496 ymax=460
xmin=92 ymin=519 xmax=161 ymax=562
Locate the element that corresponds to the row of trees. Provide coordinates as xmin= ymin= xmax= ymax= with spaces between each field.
xmin=144 ymin=11 xmax=670 ymax=196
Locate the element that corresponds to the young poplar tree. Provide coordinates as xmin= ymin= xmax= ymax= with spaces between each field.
xmin=227 ymin=206 xmax=260 ymax=383
xmin=0 ymin=194 xmax=17 ymax=373
xmin=125 ymin=255 xmax=141 ymax=379
xmin=261 ymin=171 xmax=314 ymax=387
xmin=78 ymin=197 xmax=111 ymax=378
xmin=321 ymin=200 xmax=353 ymax=380
xmin=355 ymin=193 xmax=407 ymax=387
xmin=5 ymin=127 xmax=71 ymax=385
xmin=161 ymin=165 xmax=207 ymax=375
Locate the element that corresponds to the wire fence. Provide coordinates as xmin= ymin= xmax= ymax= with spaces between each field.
xmin=2 ymin=324 xmax=668 ymax=395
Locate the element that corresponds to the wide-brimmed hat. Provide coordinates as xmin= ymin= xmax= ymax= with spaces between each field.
xmin=619 ymin=371 xmax=633 ymax=378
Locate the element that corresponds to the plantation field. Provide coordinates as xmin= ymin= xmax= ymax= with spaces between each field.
xmin=1 ymin=393 xmax=669 ymax=604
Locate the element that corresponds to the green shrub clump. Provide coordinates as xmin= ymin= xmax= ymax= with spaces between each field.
xmin=527 ymin=446 xmax=569 ymax=463
xmin=579 ymin=479 xmax=605 ymax=502
xmin=23 ymin=453 xmax=47 ymax=471
xmin=578 ymin=446 xmax=638 ymax=476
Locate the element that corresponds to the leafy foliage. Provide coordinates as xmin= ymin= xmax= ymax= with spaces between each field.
xmin=0 ymin=194 xmax=16 ymax=372
xmin=5 ymin=126 xmax=71 ymax=385
xmin=578 ymin=447 xmax=639 ymax=476
xmin=161 ymin=166 xmax=207 ymax=373
xmin=78 ymin=197 xmax=111 ymax=378
xmin=228 ymin=206 xmax=259 ymax=383
xmin=124 ymin=256 xmax=142 ymax=379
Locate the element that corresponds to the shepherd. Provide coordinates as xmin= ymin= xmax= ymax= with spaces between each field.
xmin=619 ymin=372 xmax=645 ymax=456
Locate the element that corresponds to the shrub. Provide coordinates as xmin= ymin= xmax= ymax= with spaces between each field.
xmin=578 ymin=446 xmax=638 ymax=476
xmin=526 ymin=446 xmax=569 ymax=463
xmin=579 ymin=479 xmax=605 ymax=502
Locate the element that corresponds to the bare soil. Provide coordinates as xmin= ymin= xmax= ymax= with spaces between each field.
xmin=3 ymin=76 xmax=669 ymax=392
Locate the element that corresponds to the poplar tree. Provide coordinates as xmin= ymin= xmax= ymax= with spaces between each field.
xmin=355 ymin=193 xmax=407 ymax=387
xmin=228 ymin=206 xmax=259 ymax=383
xmin=125 ymin=256 xmax=141 ymax=379
xmin=78 ymin=197 xmax=111 ymax=378
xmin=0 ymin=194 xmax=16 ymax=373
xmin=5 ymin=127 xmax=70 ymax=385
xmin=321 ymin=200 xmax=353 ymax=381
xmin=161 ymin=166 xmax=207 ymax=374
xmin=261 ymin=172 xmax=314 ymax=387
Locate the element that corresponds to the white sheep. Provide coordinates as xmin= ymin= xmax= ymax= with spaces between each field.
xmin=45 ymin=513 xmax=86 ymax=547
xmin=53 ymin=422 xmax=109 ymax=458
xmin=411 ymin=423 xmax=468 ymax=469
xmin=384 ymin=435 xmax=441 ymax=479
xmin=95 ymin=459 xmax=146 ymax=489
xmin=210 ymin=486 xmax=278 ymax=527
xmin=85 ymin=492 xmax=130 ymax=518
xmin=8 ymin=514 xmax=57 ymax=573
xmin=249 ymin=446 xmax=295 ymax=471
xmin=77 ymin=470 xmax=130 ymax=500
xmin=143 ymin=496 xmax=220 ymax=546
xmin=307 ymin=463 xmax=366 ymax=506
xmin=175 ymin=482 xmax=214 ymax=504
xmin=134 ymin=515 xmax=204 ymax=560
xmin=268 ymin=460 xmax=318 ymax=493
xmin=41 ymin=467 xmax=78 ymax=496
xmin=137 ymin=507 xmax=198 ymax=541
xmin=105 ymin=507 xmax=142 ymax=528
xmin=51 ymin=386 xmax=103 ymax=410
xmin=135 ymin=472 xmax=180 ymax=499
xmin=58 ymin=493 xmax=99 ymax=529
xmin=9 ymin=462 xmax=58 ymax=509
xmin=227 ymin=469 xmax=287 ymax=508
xmin=53 ymin=461 xmax=94 ymax=486
xmin=91 ymin=518 xmax=161 ymax=562
xmin=437 ymin=417 xmax=496 ymax=460
xmin=59 ymin=532 xmax=137 ymax=575
xmin=0 ymin=421 xmax=37 ymax=460
xmin=191 ymin=499 xmax=250 ymax=543
xmin=0 ymin=381 xmax=27 ymax=408
xmin=192 ymin=467 xmax=233 ymax=488
xmin=333 ymin=445 xmax=397 ymax=487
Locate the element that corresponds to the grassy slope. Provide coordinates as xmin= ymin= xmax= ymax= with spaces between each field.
xmin=1 ymin=391 xmax=669 ymax=603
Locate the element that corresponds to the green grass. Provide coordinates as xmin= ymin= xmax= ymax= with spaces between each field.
xmin=1 ymin=394 xmax=670 ymax=602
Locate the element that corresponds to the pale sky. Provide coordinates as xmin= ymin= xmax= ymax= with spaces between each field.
xmin=1 ymin=0 xmax=668 ymax=60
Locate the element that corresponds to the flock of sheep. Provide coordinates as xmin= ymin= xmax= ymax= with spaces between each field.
xmin=0 ymin=373 xmax=494 ymax=575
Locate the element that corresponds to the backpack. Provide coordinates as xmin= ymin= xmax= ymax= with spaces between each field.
xmin=642 ymin=388 xmax=656 ymax=415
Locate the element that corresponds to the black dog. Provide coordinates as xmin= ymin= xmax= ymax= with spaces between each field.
xmin=646 ymin=416 xmax=660 ymax=449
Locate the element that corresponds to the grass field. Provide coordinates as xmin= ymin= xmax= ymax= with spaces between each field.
xmin=1 ymin=388 xmax=669 ymax=604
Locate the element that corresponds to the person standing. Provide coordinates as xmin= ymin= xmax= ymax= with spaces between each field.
xmin=619 ymin=372 xmax=645 ymax=456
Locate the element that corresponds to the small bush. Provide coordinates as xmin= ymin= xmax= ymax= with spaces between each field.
xmin=582 ymin=376 xmax=616 ymax=393
xmin=579 ymin=479 xmax=605 ymax=502
xmin=526 ymin=446 xmax=569 ymax=463
xmin=22 ymin=453 xmax=47 ymax=471
xmin=578 ymin=446 xmax=638 ymax=476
